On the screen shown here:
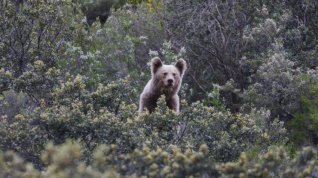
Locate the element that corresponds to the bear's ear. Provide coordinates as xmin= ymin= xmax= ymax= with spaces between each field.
xmin=175 ymin=58 xmax=187 ymax=76
xmin=151 ymin=57 xmax=163 ymax=75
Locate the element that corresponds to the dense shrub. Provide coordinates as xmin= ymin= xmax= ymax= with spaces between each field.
xmin=58 ymin=2 xmax=167 ymax=91
xmin=165 ymin=0 xmax=249 ymax=102
xmin=0 ymin=0 xmax=79 ymax=103
xmin=1 ymin=0 xmax=318 ymax=176
xmin=243 ymin=47 xmax=302 ymax=118
xmin=1 ymin=141 xmax=318 ymax=177
xmin=283 ymin=1 xmax=318 ymax=69
xmin=219 ymin=146 xmax=318 ymax=178
xmin=288 ymin=77 xmax=318 ymax=145
xmin=242 ymin=43 xmax=318 ymax=144
xmin=0 ymin=74 xmax=287 ymax=168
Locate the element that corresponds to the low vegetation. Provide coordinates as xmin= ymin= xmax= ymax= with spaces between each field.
xmin=0 ymin=0 xmax=318 ymax=177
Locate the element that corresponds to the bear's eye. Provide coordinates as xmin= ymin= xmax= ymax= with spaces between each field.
xmin=172 ymin=73 xmax=176 ymax=76
xmin=163 ymin=72 xmax=167 ymax=76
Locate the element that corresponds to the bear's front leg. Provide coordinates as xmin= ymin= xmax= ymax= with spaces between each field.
xmin=138 ymin=96 xmax=145 ymax=113
xmin=167 ymin=95 xmax=180 ymax=113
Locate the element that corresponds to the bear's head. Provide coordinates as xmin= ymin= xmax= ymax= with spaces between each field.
xmin=151 ymin=57 xmax=187 ymax=92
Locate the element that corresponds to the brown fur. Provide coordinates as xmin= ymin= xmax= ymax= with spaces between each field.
xmin=139 ymin=57 xmax=187 ymax=113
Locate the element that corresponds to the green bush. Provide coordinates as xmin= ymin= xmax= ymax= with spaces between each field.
xmin=1 ymin=141 xmax=318 ymax=178
xmin=0 ymin=74 xmax=288 ymax=167
xmin=219 ymin=146 xmax=318 ymax=178
xmin=1 ymin=0 xmax=318 ymax=177
xmin=289 ymin=78 xmax=318 ymax=145
xmin=0 ymin=0 xmax=79 ymax=101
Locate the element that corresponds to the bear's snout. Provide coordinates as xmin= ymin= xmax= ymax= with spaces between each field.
xmin=166 ymin=78 xmax=174 ymax=87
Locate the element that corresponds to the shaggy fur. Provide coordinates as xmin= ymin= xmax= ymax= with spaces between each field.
xmin=139 ymin=57 xmax=187 ymax=113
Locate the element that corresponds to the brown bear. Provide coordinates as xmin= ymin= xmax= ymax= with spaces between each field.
xmin=139 ymin=57 xmax=187 ymax=113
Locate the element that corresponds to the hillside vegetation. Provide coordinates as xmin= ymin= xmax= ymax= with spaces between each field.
xmin=0 ymin=0 xmax=318 ymax=177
